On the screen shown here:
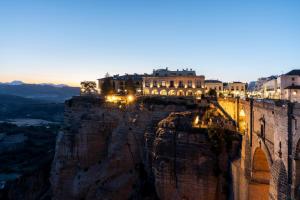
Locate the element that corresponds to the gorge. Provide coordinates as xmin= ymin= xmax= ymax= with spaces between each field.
xmin=50 ymin=96 xmax=241 ymax=200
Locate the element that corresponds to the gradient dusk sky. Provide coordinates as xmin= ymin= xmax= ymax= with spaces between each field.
xmin=0 ymin=0 xmax=299 ymax=86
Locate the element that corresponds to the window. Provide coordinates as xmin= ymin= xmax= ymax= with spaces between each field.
xmin=292 ymin=77 xmax=295 ymax=81
xmin=178 ymin=81 xmax=184 ymax=88
xmin=196 ymin=80 xmax=201 ymax=88
xmin=145 ymin=81 xmax=150 ymax=87
xmin=161 ymin=81 xmax=166 ymax=87
xmin=153 ymin=81 xmax=157 ymax=87
xmin=293 ymin=90 xmax=297 ymax=95
xmin=187 ymin=80 xmax=192 ymax=88
xmin=169 ymin=81 xmax=174 ymax=87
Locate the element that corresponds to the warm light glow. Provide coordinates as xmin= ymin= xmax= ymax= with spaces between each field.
xmin=240 ymin=109 xmax=246 ymax=117
xmin=194 ymin=116 xmax=199 ymax=124
xmin=127 ymin=95 xmax=134 ymax=103
xmin=106 ymin=95 xmax=122 ymax=103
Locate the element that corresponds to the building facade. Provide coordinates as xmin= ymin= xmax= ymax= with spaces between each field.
xmin=223 ymin=82 xmax=247 ymax=97
xmin=98 ymin=74 xmax=146 ymax=95
xmin=261 ymin=70 xmax=300 ymax=102
xmin=205 ymin=80 xmax=223 ymax=96
xmin=143 ymin=68 xmax=205 ymax=96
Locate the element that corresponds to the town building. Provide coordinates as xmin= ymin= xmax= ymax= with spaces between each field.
xmin=223 ymin=82 xmax=247 ymax=97
xmin=204 ymin=80 xmax=223 ymax=96
xmin=261 ymin=70 xmax=300 ymax=102
xmin=98 ymin=73 xmax=147 ymax=95
xmin=142 ymin=68 xmax=205 ymax=96
xmin=248 ymin=76 xmax=278 ymax=98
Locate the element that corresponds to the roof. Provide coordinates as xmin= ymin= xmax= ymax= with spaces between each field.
xmin=232 ymin=81 xmax=243 ymax=84
xmin=98 ymin=73 xmax=149 ymax=81
xmin=205 ymin=80 xmax=222 ymax=83
xmin=285 ymin=70 xmax=300 ymax=76
xmin=152 ymin=68 xmax=196 ymax=77
xmin=284 ymin=85 xmax=300 ymax=90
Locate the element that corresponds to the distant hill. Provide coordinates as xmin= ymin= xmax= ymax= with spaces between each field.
xmin=0 ymin=94 xmax=64 ymax=122
xmin=0 ymin=83 xmax=80 ymax=102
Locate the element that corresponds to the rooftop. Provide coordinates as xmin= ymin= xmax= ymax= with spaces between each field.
xmin=152 ymin=68 xmax=197 ymax=77
xmin=205 ymin=80 xmax=222 ymax=83
xmin=284 ymin=85 xmax=300 ymax=90
xmin=285 ymin=70 xmax=300 ymax=76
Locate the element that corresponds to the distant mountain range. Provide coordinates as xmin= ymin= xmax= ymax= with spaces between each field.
xmin=0 ymin=94 xmax=64 ymax=122
xmin=0 ymin=80 xmax=69 ymax=88
xmin=0 ymin=81 xmax=80 ymax=102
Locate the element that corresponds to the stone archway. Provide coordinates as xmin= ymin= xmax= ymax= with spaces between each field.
xmin=239 ymin=108 xmax=246 ymax=133
xmin=177 ymin=90 xmax=185 ymax=96
xmin=160 ymin=90 xmax=167 ymax=96
xmin=151 ymin=89 xmax=158 ymax=95
xmin=144 ymin=88 xmax=150 ymax=95
xmin=249 ymin=148 xmax=271 ymax=200
xmin=168 ymin=90 xmax=176 ymax=96
xmin=195 ymin=90 xmax=202 ymax=97
xmin=295 ymin=139 xmax=300 ymax=198
xmin=186 ymin=90 xmax=193 ymax=96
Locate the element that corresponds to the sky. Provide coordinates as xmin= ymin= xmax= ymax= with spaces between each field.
xmin=0 ymin=0 xmax=299 ymax=86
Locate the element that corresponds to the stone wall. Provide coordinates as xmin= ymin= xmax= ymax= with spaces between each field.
xmin=217 ymin=97 xmax=300 ymax=199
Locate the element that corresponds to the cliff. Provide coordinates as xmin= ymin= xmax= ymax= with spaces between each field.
xmin=50 ymin=96 xmax=241 ymax=200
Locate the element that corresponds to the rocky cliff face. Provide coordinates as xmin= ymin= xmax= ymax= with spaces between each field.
xmin=50 ymin=96 xmax=241 ymax=200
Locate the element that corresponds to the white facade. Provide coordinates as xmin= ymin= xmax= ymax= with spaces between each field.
xmin=205 ymin=80 xmax=223 ymax=96
xmin=224 ymin=82 xmax=247 ymax=97
xmin=261 ymin=70 xmax=300 ymax=102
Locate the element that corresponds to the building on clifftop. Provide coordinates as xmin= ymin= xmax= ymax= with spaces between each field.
xmin=142 ymin=68 xmax=205 ymax=96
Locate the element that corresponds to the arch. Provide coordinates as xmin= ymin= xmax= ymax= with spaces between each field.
xmin=270 ymin=160 xmax=288 ymax=200
xmin=249 ymin=148 xmax=270 ymax=200
xmin=186 ymin=90 xmax=193 ymax=96
xmin=160 ymin=89 xmax=167 ymax=96
xmin=195 ymin=90 xmax=202 ymax=96
xmin=144 ymin=88 xmax=150 ymax=95
xmin=239 ymin=108 xmax=246 ymax=133
xmin=151 ymin=89 xmax=158 ymax=95
xmin=168 ymin=90 xmax=176 ymax=96
xmin=177 ymin=90 xmax=185 ymax=96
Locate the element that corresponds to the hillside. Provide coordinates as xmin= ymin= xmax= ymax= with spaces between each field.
xmin=0 ymin=84 xmax=80 ymax=102
xmin=0 ymin=94 xmax=64 ymax=122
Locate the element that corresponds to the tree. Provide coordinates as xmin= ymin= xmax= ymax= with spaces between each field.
xmin=208 ymin=89 xmax=217 ymax=97
xmin=101 ymin=77 xmax=114 ymax=95
xmin=125 ymin=78 xmax=136 ymax=94
xmin=80 ymin=81 xmax=97 ymax=95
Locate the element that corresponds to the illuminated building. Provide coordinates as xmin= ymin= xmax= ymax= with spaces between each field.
xmin=142 ymin=68 xmax=205 ymax=96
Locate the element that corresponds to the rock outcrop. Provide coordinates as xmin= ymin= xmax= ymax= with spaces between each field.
xmin=50 ymin=96 xmax=241 ymax=200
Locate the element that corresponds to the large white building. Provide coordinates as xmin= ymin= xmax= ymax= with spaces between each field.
xmin=223 ymin=82 xmax=247 ymax=97
xmin=261 ymin=70 xmax=300 ymax=102
xmin=143 ymin=68 xmax=205 ymax=96
xmin=205 ymin=80 xmax=223 ymax=96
